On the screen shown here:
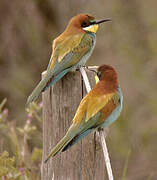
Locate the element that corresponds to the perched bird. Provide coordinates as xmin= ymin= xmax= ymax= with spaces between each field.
xmin=26 ymin=14 xmax=111 ymax=107
xmin=44 ymin=64 xmax=123 ymax=163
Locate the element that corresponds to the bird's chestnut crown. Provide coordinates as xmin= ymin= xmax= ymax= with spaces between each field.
xmin=69 ymin=14 xmax=94 ymax=27
xmin=97 ymin=65 xmax=117 ymax=82
xmin=68 ymin=14 xmax=111 ymax=34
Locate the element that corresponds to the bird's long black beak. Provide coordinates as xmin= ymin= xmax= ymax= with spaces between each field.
xmin=95 ymin=19 xmax=112 ymax=24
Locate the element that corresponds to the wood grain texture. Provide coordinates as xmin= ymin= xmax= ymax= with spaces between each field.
xmin=41 ymin=70 xmax=106 ymax=180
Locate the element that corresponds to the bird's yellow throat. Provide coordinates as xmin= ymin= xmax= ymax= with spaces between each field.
xmin=83 ymin=24 xmax=99 ymax=33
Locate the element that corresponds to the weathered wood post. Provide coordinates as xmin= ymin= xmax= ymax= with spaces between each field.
xmin=41 ymin=70 xmax=106 ymax=180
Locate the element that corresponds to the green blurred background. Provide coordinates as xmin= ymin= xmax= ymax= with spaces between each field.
xmin=0 ymin=0 xmax=157 ymax=179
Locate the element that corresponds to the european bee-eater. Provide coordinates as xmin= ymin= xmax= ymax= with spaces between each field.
xmin=26 ymin=14 xmax=111 ymax=107
xmin=44 ymin=64 xmax=123 ymax=163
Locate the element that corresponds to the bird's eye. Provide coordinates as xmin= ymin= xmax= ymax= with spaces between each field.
xmin=81 ymin=21 xmax=88 ymax=27
xmin=97 ymin=72 xmax=102 ymax=79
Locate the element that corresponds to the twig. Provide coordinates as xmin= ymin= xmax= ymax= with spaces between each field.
xmin=80 ymin=67 xmax=91 ymax=93
xmin=98 ymin=129 xmax=114 ymax=180
xmin=80 ymin=67 xmax=114 ymax=180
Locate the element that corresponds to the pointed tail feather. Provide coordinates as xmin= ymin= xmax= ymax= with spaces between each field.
xmin=44 ymin=67 xmax=71 ymax=91
xmin=26 ymin=78 xmax=49 ymax=108
xmin=62 ymin=113 xmax=101 ymax=151
xmin=26 ymin=68 xmax=71 ymax=107
xmin=62 ymin=113 xmax=101 ymax=152
xmin=44 ymin=124 xmax=78 ymax=163
xmin=44 ymin=135 xmax=73 ymax=163
xmin=44 ymin=112 xmax=100 ymax=162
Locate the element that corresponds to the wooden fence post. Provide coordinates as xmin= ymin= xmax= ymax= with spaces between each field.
xmin=41 ymin=69 xmax=106 ymax=180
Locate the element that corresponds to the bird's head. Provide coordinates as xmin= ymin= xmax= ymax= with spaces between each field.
xmin=96 ymin=65 xmax=118 ymax=82
xmin=67 ymin=14 xmax=111 ymax=34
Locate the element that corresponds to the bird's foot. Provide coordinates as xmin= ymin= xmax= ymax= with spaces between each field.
xmin=82 ymin=65 xmax=88 ymax=69
xmin=98 ymin=127 xmax=104 ymax=132
xmin=75 ymin=66 xmax=88 ymax=71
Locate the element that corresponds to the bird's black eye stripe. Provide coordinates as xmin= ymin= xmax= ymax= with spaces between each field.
xmin=81 ymin=21 xmax=89 ymax=27
xmin=81 ymin=20 xmax=96 ymax=28
xmin=97 ymin=72 xmax=101 ymax=79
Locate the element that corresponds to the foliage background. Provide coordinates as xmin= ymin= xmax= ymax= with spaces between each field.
xmin=0 ymin=0 xmax=157 ymax=179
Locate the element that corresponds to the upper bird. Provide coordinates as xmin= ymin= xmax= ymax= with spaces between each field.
xmin=44 ymin=64 xmax=123 ymax=163
xmin=26 ymin=14 xmax=111 ymax=107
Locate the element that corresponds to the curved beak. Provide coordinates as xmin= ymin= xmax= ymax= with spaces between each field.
xmin=95 ymin=19 xmax=112 ymax=24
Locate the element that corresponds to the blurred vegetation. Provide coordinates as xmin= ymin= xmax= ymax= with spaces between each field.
xmin=0 ymin=0 xmax=157 ymax=179
xmin=0 ymin=99 xmax=42 ymax=179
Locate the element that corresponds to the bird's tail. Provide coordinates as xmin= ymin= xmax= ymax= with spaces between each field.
xmin=62 ymin=113 xmax=101 ymax=151
xmin=44 ymin=124 xmax=78 ymax=163
xmin=44 ymin=67 xmax=71 ymax=90
xmin=26 ymin=78 xmax=49 ymax=108
xmin=26 ymin=68 xmax=71 ymax=107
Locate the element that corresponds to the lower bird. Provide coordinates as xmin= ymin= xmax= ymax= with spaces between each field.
xmin=44 ymin=64 xmax=123 ymax=163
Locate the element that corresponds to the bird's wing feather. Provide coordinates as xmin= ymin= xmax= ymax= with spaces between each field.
xmin=46 ymin=33 xmax=93 ymax=76
xmin=62 ymin=113 xmax=100 ymax=152
xmin=85 ymin=93 xmax=115 ymax=122
xmin=94 ymin=92 xmax=121 ymax=126
xmin=73 ymin=92 xmax=116 ymax=124
xmin=47 ymin=34 xmax=83 ymax=70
